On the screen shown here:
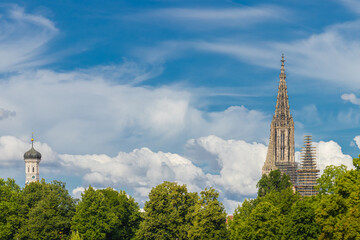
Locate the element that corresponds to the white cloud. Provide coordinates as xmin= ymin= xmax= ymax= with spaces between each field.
xmin=339 ymin=0 xmax=360 ymax=14
xmin=60 ymin=147 xmax=208 ymax=203
xmin=59 ymin=135 xmax=267 ymax=212
xmin=0 ymin=64 xmax=269 ymax=155
xmin=354 ymin=136 xmax=360 ymax=149
xmin=0 ymin=136 xmax=57 ymax=167
xmin=0 ymin=134 xmax=357 ymax=214
xmin=147 ymin=5 xmax=288 ymax=27
xmin=186 ymin=135 xmax=267 ymax=197
xmin=342 ymin=93 xmax=360 ymax=106
xmin=223 ymin=198 xmax=242 ymax=213
xmin=9 ymin=6 xmax=57 ymax=31
xmin=72 ymin=186 xmax=85 ymax=199
xmin=191 ymin=19 xmax=360 ymax=89
xmin=0 ymin=5 xmax=58 ymax=72
xmin=314 ymin=140 xmax=354 ymax=174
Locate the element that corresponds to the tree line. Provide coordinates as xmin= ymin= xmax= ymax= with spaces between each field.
xmin=0 ymin=154 xmax=359 ymax=239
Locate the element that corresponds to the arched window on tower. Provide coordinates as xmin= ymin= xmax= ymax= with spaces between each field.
xmin=33 ymin=167 xmax=35 ymax=173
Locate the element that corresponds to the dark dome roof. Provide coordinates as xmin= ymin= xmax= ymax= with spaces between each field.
xmin=24 ymin=147 xmax=41 ymax=160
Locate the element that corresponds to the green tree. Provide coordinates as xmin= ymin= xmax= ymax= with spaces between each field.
xmin=256 ymin=170 xmax=292 ymax=197
xmin=0 ymin=178 xmax=21 ymax=240
xmin=97 ymin=188 xmax=141 ymax=239
xmin=188 ymin=187 xmax=228 ymax=240
xmin=234 ymin=201 xmax=283 ymax=240
xmin=315 ymin=194 xmax=348 ymax=240
xmin=16 ymin=180 xmax=76 ymax=240
xmin=353 ymin=154 xmax=360 ymax=171
xmin=229 ymin=199 xmax=256 ymax=240
xmin=71 ymin=186 xmax=118 ymax=240
xmin=284 ymin=197 xmax=320 ymax=240
xmin=262 ymin=187 xmax=299 ymax=215
xmin=231 ymin=173 xmax=297 ymax=240
xmin=315 ymin=165 xmax=347 ymax=195
xmin=249 ymin=201 xmax=283 ymax=240
xmin=136 ymin=181 xmax=197 ymax=240
xmin=315 ymin=157 xmax=360 ymax=239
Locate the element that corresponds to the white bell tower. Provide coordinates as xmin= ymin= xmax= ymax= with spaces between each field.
xmin=24 ymin=135 xmax=42 ymax=184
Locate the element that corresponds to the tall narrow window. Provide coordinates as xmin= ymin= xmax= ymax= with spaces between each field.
xmin=33 ymin=167 xmax=35 ymax=173
xmin=281 ymin=131 xmax=285 ymax=160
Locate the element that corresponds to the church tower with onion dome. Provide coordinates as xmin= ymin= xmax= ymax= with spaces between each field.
xmin=24 ymin=135 xmax=41 ymax=184
xmin=262 ymin=55 xmax=297 ymax=185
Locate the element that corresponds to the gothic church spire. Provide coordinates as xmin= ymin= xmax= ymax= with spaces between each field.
xmin=274 ymin=54 xmax=291 ymax=124
xmin=262 ymin=55 xmax=296 ymax=185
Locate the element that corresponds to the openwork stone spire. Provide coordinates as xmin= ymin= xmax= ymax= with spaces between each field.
xmin=275 ymin=54 xmax=291 ymax=122
xmin=262 ymin=55 xmax=297 ymax=185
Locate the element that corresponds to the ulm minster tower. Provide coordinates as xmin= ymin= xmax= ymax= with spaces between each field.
xmin=24 ymin=136 xmax=41 ymax=184
xmin=262 ymin=55 xmax=297 ymax=185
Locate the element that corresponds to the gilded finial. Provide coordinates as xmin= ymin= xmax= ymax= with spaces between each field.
xmin=31 ymin=133 xmax=34 ymax=147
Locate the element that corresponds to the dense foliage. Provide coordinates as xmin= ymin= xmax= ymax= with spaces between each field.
xmin=71 ymin=187 xmax=141 ymax=240
xmin=256 ymin=169 xmax=292 ymax=197
xmin=136 ymin=182 xmax=227 ymax=240
xmin=1 ymin=154 xmax=359 ymax=239
xmin=229 ymin=155 xmax=360 ymax=240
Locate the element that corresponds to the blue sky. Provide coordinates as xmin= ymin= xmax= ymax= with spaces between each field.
xmin=0 ymin=0 xmax=359 ymax=212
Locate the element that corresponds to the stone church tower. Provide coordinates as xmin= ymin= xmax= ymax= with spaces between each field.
xmin=262 ymin=55 xmax=297 ymax=184
xmin=24 ymin=136 xmax=41 ymax=184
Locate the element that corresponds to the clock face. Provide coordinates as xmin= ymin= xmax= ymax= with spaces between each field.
xmin=32 ymin=175 xmax=36 ymax=179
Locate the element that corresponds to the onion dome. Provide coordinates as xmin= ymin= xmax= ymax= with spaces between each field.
xmin=24 ymin=136 xmax=41 ymax=160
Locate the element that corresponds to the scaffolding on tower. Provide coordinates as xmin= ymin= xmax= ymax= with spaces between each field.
xmin=296 ymin=135 xmax=320 ymax=197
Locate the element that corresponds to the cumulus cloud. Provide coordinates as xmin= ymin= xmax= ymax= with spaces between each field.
xmin=72 ymin=186 xmax=85 ymax=199
xmin=342 ymin=93 xmax=360 ymax=106
xmin=0 ymin=5 xmax=58 ymax=72
xmin=186 ymin=135 xmax=267 ymax=198
xmin=60 ymin=136 xmax=358 ymax=212
xmin=314 ymin=140 xmax=354 ymax=173
xmin=0 ymin=134 xmax=358 ymax=213
xmin=57 ymin=135 xmax=267 ymax=211
xmin=60 ymin=147 xmax=208 ymax=203
xmin=0 ymin=135 xmax=58 ymax=168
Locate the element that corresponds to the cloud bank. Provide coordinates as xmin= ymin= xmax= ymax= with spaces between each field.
xmin=0 ymin=134 xmax=355 ymax=213
xmin=0 ymin=65 xmax=270 ymax=155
